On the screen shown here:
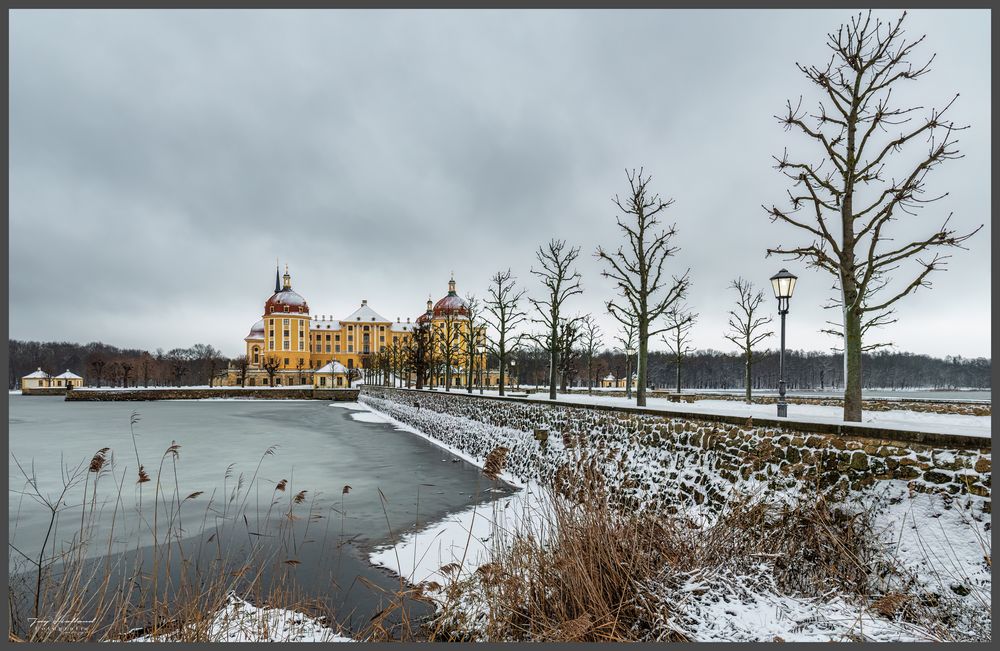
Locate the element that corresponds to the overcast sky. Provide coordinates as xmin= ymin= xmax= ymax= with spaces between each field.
xmin=9 ymin=9 xmax=991 ymax=359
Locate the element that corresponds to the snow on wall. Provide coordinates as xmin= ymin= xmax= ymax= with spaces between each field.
xmin=359 ymin=387 xmax=991 ymax=519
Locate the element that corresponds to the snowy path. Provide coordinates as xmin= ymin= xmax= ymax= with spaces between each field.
xmin=478 ymin=391 xmax=991 ymax=438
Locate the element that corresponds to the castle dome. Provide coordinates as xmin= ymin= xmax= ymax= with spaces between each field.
xmin=245 ymin=319 xmax=265 ymax=340
xmin=431 ymin=276 xmax=468 ymax=318
xmin=264 ymin=264 xmax=309 ymax=315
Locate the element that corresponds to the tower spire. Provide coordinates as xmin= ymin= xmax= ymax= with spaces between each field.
xmin=283 ymin=264 xmax=292 ymax=290
xmin=274 ymin=260 xmax=281 ymax=293
xmin=448 ymin=273 xmax=456 ymax=296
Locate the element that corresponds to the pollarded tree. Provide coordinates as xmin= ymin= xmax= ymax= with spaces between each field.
xmin=261 ymin=355 xmax=281 ymax=386
xmin=723 ymin=277 xmax=774 ymax=404
xmin=661 ymin=303 xmax=697 ymax=394
xmin=613 ymin=313 xmax=637 ymax=401
xmin=579 ymin=314 xmax=603 ymax=394
xmin=484 ymin=269 xmax=527 ymax=397
xmin=597 ymin=168 xmax=690 ymax=407
xmin=528 ymin=239 xmax=583 ymax=400
xmin=556 ymin=317 xmax=584 ymax=392
xmin=765 ymin=11 xmax=982 ymax=421
xmin=460 ymin=293 xmax=484 ymax=393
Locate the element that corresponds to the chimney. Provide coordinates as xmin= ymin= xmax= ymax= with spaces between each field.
xmin=362 ymin=299 xmax=367 ymax=306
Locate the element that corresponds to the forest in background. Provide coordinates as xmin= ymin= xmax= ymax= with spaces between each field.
xmin=7 ymin=339 xmax=990 ymax=392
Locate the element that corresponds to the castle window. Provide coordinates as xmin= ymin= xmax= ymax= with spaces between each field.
xmin=335 ymin=335 xmax=340 ymax=341
xmin=283 ymin=319 xmax=289 ymax=325
xmin=283 ymin=341 xmax=289 ymax=350
xmin=284 ymin=358 xmax=289 ymax=365
xmin=284 ymin=306 xmax=289 ymax=312
xmin=380 ymin=336 xmax=385 ymax=342
xmin=298 ymin=341 xmax=304 ymax=351
xmin=348 ymin=345 xmax=353 ymax=352
xmin=269 ymin=330 xmax=274 ymax=338
xmin=326 ymin=345 xmax=331 ymax=352
xmin=325 ymin=334 xmax=330 ymax=341
xmin=337 ymin=377 xmax=343 ymax=387
xmin=335 ymin=345 xmax=340 ymax=353
xmin=284 ymin=330 xmax=289 ymax=337
xmin=269 ymin=342 xmax=274 ymax=350
xmin=363 ymin=325 xmax=370 ymax=331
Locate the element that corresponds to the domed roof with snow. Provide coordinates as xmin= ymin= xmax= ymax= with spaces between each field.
xmin=264 ymin=265 xmax=309 ymax=315
xmin=55 ymin=370 xmax=83 ymax=380
xmin=245 ymin=319 xmax=265 ymax=340
xmin=430 ymin=277 xmax=469 ymax=318
xmin=23 ymin=367 xmax=50 ymax=379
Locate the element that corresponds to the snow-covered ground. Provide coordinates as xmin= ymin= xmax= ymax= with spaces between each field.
xmin=127 ymin=592 xmax=352 ymax=642
xmin=501 ymin=392 xmax=991 ymax=437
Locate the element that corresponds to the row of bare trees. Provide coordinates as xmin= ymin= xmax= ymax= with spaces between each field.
xmin=470 ymin=12 xmax=982 ymax=420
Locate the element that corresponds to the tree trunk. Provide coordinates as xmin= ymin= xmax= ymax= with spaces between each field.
xmin=744 ymin=354 xmax=752 ymax=404
xmin=498 ymin=345 xmax=506 ymax=397
xmin=844 ymin=307 xmax=864 ymax=421
xmin=548 ymin=321 xmax=559 ymax=400
xmin=636 ymin=326 xmax=648 ymax=406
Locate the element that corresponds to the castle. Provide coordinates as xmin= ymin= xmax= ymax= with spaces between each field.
xmin=226 ymin=265 xmax=494 ymax=389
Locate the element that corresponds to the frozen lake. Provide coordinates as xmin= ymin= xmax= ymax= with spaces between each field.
xmin=7 ymin=395 xmax=513 ymax=634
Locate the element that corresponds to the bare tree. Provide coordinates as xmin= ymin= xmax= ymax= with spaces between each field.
xmin=579 ymin=314 xmax=603 ymax=394
xmin=88 ymin=355 xmax=106 ymax=388
xmin=412 ymin=319 xmax=432 ymax=390
xmin=597 ymin=168 xmax=690 ymax=407
xmin=661 ymin=304 xmax=697 ymax=394
xmin=528 ymin=239 xmax=583 ymax=400
xmin=613 ymin=315 xmax=637 ymax=401
xmin=765 ymin=11 xmax=982 ymax=421
xmin=435 ymin=311 xmax=464 ymax=392
xmin=556 ymin=317 xmax=583 ymax=391
xmin=460 ymin=293 xmax=483 ymax=393
xmin=119 ymin=359 xmax=134 ymax=388
xmin=261 ymin=355 xmax=281 ymax=386
xmin=483 ymin=269 xmax=527 ymax=397
xmin=723 ymin=278 xmax=774 ymax=403
xmin=233 ymin=355 xmax=249 ymax=387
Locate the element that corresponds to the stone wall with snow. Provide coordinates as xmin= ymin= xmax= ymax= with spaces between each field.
xmin=360 ymin=387 xmax=991 ymax=517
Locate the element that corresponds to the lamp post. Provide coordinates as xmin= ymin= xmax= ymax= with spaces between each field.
xmin=770 ymin=268 xmax=798 ymax=418
xmin=510 ymin=359 xmax=517 ymax=391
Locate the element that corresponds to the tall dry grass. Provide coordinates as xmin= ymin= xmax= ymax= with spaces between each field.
xmin=424 ymin=445 xmax=990 ymax=642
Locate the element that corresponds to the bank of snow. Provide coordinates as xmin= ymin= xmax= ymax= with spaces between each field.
xmin=511 ymin=392 xmax=991 ymax=437
xmin=127 ymin=592 xmax=352 ymax=642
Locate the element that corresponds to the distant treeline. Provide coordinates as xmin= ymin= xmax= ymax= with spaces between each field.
xmin=509 ymin=347 xmax=991 ymax=392
xmin=8 ymin=340 xmax=228 ymax=389
xmin=7 ymin=339 xmax=991 ymax=392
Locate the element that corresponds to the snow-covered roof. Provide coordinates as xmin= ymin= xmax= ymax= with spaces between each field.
xmin=315 ymin=361 xmax=349 ymax=375
xmin=343 ymin=300 xmax=390 ymax=323
xmin=310 ymin=319 xmax=343 ymax=331
xmin=23 ymin=368 xmax=50 ymax=379
xmin=54 ymin=370 xmax=82 ymax=379
xmin=245 ymin=319 xmax=265 ymax=340
xmin=390 ymin=321 xmax=414 ymax=332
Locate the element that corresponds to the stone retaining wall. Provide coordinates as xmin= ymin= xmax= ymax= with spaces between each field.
xmin=21 ymin=387 xmax=69 ymax=396
xmin=360 ymin=386 xmax=991 ymax=517
xmin=65 ymin=388 xmax=359 ymax=401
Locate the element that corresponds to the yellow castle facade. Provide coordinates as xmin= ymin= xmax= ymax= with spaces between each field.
xmin=226 ymin=265 xmax=490 ymax=389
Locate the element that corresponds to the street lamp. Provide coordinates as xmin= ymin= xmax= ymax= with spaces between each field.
xmin=770 ymin=268 xmax=798 ymax=417
xmin=510 ymin=359 xmax=517 ymax=391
